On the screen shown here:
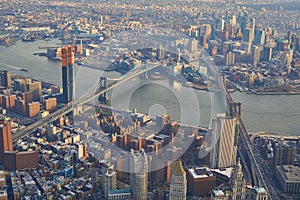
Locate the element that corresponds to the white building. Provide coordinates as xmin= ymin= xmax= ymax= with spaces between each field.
xmin=130 ymin=149 xmax=148 ymax=200
xmin=210 ymin=114 xmax=239 ymax=169
xmin=169 ymin=160 xmax=187 ymax=200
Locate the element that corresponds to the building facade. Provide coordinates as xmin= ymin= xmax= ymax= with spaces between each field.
xmin=130 ymin=149 xmax=148 ymax=200
xmin=211 ymin=158 xmax=268 ymax=200
xmin=169 ymin=160 xmax=187 ymax=200
xmin=275 ymin=165 xmax=300 ymax=195
xmin=187 ymin=167 xmax=216 ymax=196
xmin=210 ymin=114 xmax=239 ymax=169
xmin=0 ymin=70 xmax=12 ymax=88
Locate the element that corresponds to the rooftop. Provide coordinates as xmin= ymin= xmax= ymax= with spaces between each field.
xmin=212 ymin=189 xmax=225 ymax=196
xmin=277 ymin=165 xmax=300 ymax=182
xmin=188 ymin=167 xmax=214 ymax=179
xmin=171 ymin=160 xmax=185 ymax=176
xmin=108 ymin=188 xmax=131 ymax=195
xmin=254 ymin=187 xmax=267 ymax=194
xmin=211 ymin=167 xmax=234 ymax=179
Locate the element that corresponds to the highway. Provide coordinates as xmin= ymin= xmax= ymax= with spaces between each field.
xmin=12 ymin=63 xmax=161 ymax=142
xmin=12 ymin=57 xmax=279 ymax=199
xmin=205 ymin=58 xmax=279 ymax=200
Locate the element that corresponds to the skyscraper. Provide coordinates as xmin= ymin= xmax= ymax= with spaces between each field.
xmin=254 ymin=29 xmax=266 ymax=46
xmin=216 ymin=19 xmax=225 ymax=31
xmin=261 ymin=46 xmax=273 ymax=62
xmin=61 ymin=46 xmax=74 ymax=103
xmin=1 ymin=70 xmax=12 ymax=88
xmin=130 ymin=149 xmax=148 ymax=200
xmin=243 ymin=28 xmax=254 ymax=44
xmin=225 ymin=52 xmax=235 ymax=66
xmin=68 ymin=46 xmax=74 ymax=102
xmin=210 ymin=113 xmax=239 ymax=169
xmin=5 ymin=174 xmax=14 ymax=200
xmin=0 ymin=119 xmax=13 ymax=164
xmin=0 ymin=120 xmax=13 ymax=169
xmin=169 ymin=160 xmax=187 ymax=200
xmin=250 ymin=18 xmax=256 ymax=35
xmin=251 ymin=45 xmax=261 ymax=66
xmin=104 ymin=168 xmax=117 ymax=198
xmin=231 ymin=158 xmax=246 ymax=200
xmin=157 ymin=45 xmax=164 ymax=60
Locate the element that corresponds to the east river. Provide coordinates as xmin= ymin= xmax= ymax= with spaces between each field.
xmin=0 ymin=39 xmax=299 ymax=136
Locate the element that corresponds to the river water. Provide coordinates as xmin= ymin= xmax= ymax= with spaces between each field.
xmin=0 ymin=40 xmax=299 ymax=136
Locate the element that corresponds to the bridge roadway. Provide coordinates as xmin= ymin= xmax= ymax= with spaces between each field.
xmin=207 ymin=59 xmax=279 ymax=199
xmin=13 ymin=58 xmax=279 ymax=198
xmin=12 ymin=64 xmax=161 ymax=142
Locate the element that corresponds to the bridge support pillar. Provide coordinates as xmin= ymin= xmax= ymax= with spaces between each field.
xmin=98 ymin=77 xmax=109 ymax=103
xmin=74 ymin=103 xmax=83 ymax=116
xmin=230 ymin=102 xmax=242 ymax=117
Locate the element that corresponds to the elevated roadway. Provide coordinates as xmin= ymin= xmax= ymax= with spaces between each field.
xmin=13 ymin=64 xmax=161 ymax=142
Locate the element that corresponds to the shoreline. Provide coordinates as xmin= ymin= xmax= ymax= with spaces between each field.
xmin=12 ymin=74 xmax=57 ymax=89
xmin=251 ymin=90 xmax=300 ymax=96
xmin=250 ymin=132 xmax=300 ymax=143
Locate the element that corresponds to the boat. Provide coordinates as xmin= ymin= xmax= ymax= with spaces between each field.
xmin=22 ymin=38 xmax=36 ymax=42
xmin=183 ymin=82 xmax=193 ymax=87
xmin=227 ymin=88 xmax=236 ymax=93
xmin=19 ymin=68 xmax=28 ymax=72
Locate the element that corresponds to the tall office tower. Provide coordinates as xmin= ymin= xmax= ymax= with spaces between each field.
xmin=230 ymin=15 xmax=237 ymax=31
xmin=104 ymin=168 xmax=117 ymax=198
xmin=261 ymin=46 xmax=273 ymax=62
xmin=250 ymin=18 xmax=256 ymax=35
xmin=190 ymin=38 xmax=198 ymax=52
xmin=210 ymin=24 xmax=217 ymax=40
xmin=251 ymin=45 xmax=261 ymax=66
xmin=198 ymin=24 xmax=211 ymax=39
xmin=61 ymin=46 xmax=69 ymax=103
xmin=176 ymin=48 xmax=181 ymax=63
xmin=225 ymin=52 xmax=235 ymax=66
xmin=273 ymin=142 xmax=296 ymax=167
xmin=1 ymin=70 xmax=12 ymax=88
xmin=254 ymin=29 xmax=266 ymax=46
xmin=287 ymin=31 xmax=294 ymax=44
xmin=243 ymin=28 xmax=254 ymax=44
xmin=0 ymin=119 xmax=13 ymax=164
xmin=280 ymin=50 xmax=293 ymax=67
xmin=210 ymin=113 xmax=239 ymax=169
xmin=169 ymin=160 xmax=187 ymax=200
xmin=61 ymin=46 xmax=74 ymax=103
xmin=231 ymin=158 xmax=246 ymax=200
xmin=290 ymin=33 xmax=297 ymax=50
xmin=216 ymin=19 xmax=225 ymax=31
xmin=157 ymin=45 xmax=164 ymax=60
xmin=296 ymin=36 xmax=300 ymax=51
xmin=130 ymin=149 xmax=148 ymax=200
xmin=5 ymin=174 xmax=14 ymax=200
xmin=199 ymin=35 xmax=208 ymax=49
xmin=68 ymin=46 xmax=74 ymax=101
xmin=240 ymin=17 xmax=248 ymax=34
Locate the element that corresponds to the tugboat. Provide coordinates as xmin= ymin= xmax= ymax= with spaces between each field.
xmin=19 ymin=68 xmax=28 ymax=72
